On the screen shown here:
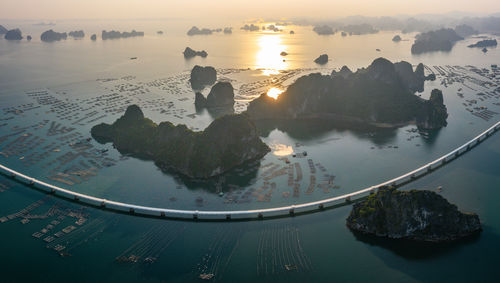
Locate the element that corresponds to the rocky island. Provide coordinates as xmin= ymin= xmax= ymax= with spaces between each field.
xmin=90 ymin=34 xmax=97 ymax=41
xmin=342 ymin=24 xmax=378 ymax=35
xmin=91 ymin=105 xmax=269 ymax=178
xmin=392 ymin=35 xmax=402 ymax=42
xmin=314 ymin=54 xmax=328 ymax=64
xmin=245 ymin=58 xmax=448 ymax=130
xmin=411 ymin=28 xmax=463 ymax=54
xmin=223 ymin=27 xmax=232 ymax=34
xmin=183 ymin=47 xmax=208 ymax=59
xmin=240 ymin=24 xmax=260 ymax=31
xmin=195 ymin=81 xmax=235 ymax=109
xmin=102 ymin=30 xmax=144 ymax=40
xmin=68 ymin=30 xmax=85 ymax=38
xmin=187 ymin=26 xmax=213 ymax=36
xmin=468 ymin=39 xmax=497 ymax=48
xmin=4 ymin=29 xmax=23 ymax=40
xmin=41 ymin=30 xmax=67 ymax=42
xmin=346 ymin=187 xmax=481 ymax=242
xmin=190 ymin=65 xmax=217 ymax=89
xmin=313 ymin=25 xmax=334 ymax=35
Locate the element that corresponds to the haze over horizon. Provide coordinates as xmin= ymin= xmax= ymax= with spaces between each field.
xmin=1 ymin=0 xmax=500 ymax=20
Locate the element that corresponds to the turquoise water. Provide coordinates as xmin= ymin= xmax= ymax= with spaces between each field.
xmin=0 ymin=19 xmax=499 ymax=282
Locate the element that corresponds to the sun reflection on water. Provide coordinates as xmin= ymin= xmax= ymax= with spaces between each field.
xmin=271 ymin=143 xmax=294 ymax=156
xmin=255 ymin=33 xmax=288 ymax=76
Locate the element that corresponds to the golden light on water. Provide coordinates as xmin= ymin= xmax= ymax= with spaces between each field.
xmin=267 ymin=87 xmax=283 ymax=99
xmin=255 ymin=33 xmax=288 ymax=76
xmin=271 ymin=143 xmax=294 ymax=156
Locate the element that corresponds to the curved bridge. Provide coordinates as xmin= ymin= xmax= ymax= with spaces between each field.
xmin=1 ymin=121 xmax=499 ymax=221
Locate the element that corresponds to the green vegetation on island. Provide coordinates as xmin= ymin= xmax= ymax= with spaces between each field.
xmin=346 ymin=187 xmax=481 ymax=242
xmin=91 ymin=105 xmax=269 ymax=178
xmin=246 ymin=58 xmax=448 ymax=129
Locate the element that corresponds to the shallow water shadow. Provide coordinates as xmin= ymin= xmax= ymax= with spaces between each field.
xmin=350 ymin=228 xmax=481 ymax=260
xmin=255 ymin=119 xmax=399 ymax=145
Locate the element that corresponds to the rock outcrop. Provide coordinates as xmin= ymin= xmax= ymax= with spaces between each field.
xmin=411 ymin=28 xmax=463 ymax=54
xmin=187 ymin=26 xmax=213 ymax=36
xmin=394 ymin=61 xmax=425 ymax=93
xmin=245 ymin=58 xmax=448 ymax=130
xmin=91 ymin=105 xmax=269 ymax=178
xmin=342 ymin=24 xmax=378 ymax=35
xmin=68 ymin=30 xmax=85 ymax=38
xmin=101 ymin=30 xmax=144 ymax=40
xmin=240 ymin=24 xmax=260 ymax=31
xmin=41 ymin=30 xmax=67 ymax=42
xmin=346 ymin=187 xmax=481 ymax=242
xmin=314 ymin=54 xmax=328 ymax=65
xmin=392 ymin=35 xmax=402 ymax=42
xmin=190 ymin=65 xmax=217 ymax=89
xmin=4 ymin=29 xmax=22 ymax=40
xmin=468 ymin=39 xmax=497 ymax=48
xmin=313 ymin=25 xmax=334 ymax=35
xmin=183 ymin=47 xmax=208 ymax=59
xmin=206 ymin=82 xmax=235 ymax=107
xmin=0 ymin=25 xmax=8 ymax=34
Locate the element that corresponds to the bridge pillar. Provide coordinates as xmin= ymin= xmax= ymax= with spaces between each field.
xmin=74 ymin=196 xmax=79 ymax=201
xmin=345 ymin=196 xmax=351 ymax=203
xmin=319 ymin=204 xmax=325 ymax=210
xmin=129 ymin=208 xmax=135 ymax=214
xmin=160 ymin=211 xmax=166 ymax=217
xmin=226 ymin=214 xmax=231 ymax=220
xmin=258 ymin=213 xmax=264 ymax=220
xmin=100 ymin=201 xmax=106 ymax=207
xmin=289 ymin=207 xmax=295 ymax=216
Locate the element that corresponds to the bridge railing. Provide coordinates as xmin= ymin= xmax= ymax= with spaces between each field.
xmin=1 ymin=121 xmax=499 ymax=221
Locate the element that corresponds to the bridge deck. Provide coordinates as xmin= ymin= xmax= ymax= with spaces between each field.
xmin=1 ymin=121 xmax=499 ymax=221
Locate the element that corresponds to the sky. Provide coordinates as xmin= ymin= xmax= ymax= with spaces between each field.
xmin=1 ymin=0 xmax=499 ymax=20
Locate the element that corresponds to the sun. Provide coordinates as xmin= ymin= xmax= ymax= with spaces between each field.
xmin=267 ymin=87 xmax=284 ymax=99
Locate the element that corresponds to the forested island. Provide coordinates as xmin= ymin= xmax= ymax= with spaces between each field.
xmin=246 ymin=58 xmax=447 ymax=129
xmin=411 ymin=28 xmax=463 ymax=54
xmin=346 ymin=187 xmax=481 ymax=242
xmin=91 ymin=105 xmax=269 ymax=178
xmin=41 ymin=30 xmax=67 ymax=42
xmin=102 ymin=30 xmax=144 ymax=40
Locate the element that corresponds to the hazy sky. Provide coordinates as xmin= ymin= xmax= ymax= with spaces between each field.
xmin=1 ymin=0 xmax=499 ymax=20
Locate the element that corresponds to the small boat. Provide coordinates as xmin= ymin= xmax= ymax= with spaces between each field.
xmin=130 ymin=57 xmax=137 ymax=60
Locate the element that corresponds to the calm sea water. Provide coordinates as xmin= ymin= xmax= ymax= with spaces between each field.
xmin=0 ymin=19 xmax=499 ymax=282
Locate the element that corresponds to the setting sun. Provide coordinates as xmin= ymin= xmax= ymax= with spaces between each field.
xmin=267 ymin=87 xmax=284 ymax=99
